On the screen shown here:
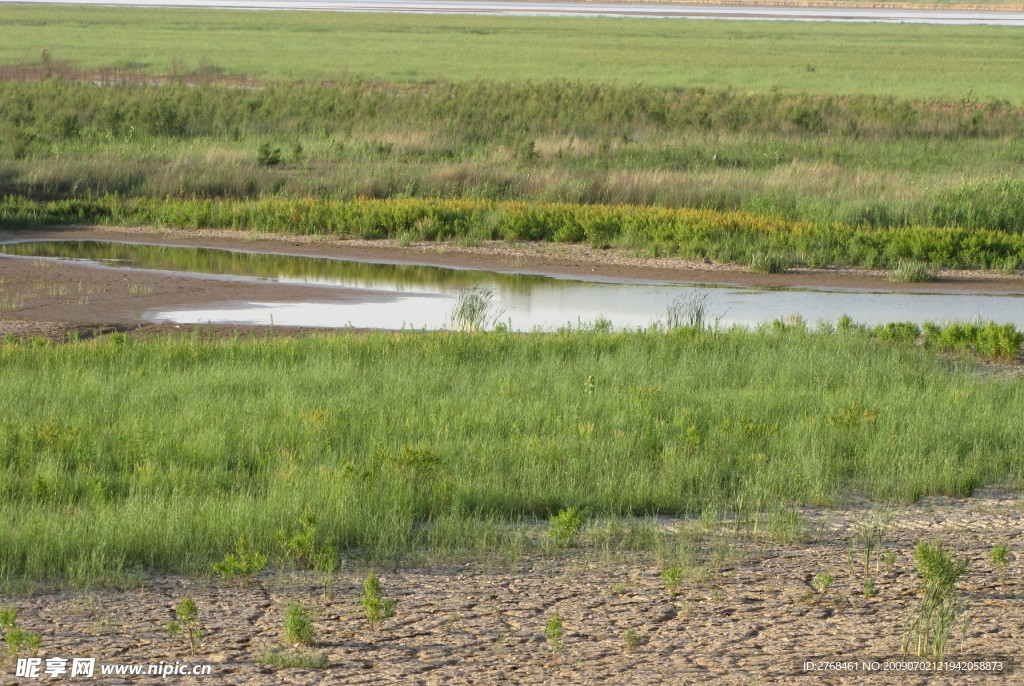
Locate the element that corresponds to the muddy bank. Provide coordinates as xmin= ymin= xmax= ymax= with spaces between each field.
xmin=11 ymin=225 xmax=1024 ymax=292
xmin=0 ymin=227 xmax=415 ymax=331
xmin=2 ymin=493 xmax=1021 ymax=685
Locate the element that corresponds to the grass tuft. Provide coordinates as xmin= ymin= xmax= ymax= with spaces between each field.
xmin=256 ymin=648 xmax=328 ymax=670
xmin=749 ymin=252 xmax=792 ymax=274
xmin=283 ymin=603 xmax=316 ymax=647
xmin=450 ymin=286 xmax=506 ymax=332
xmin=889 ymin=260 xmax=937 ymax=283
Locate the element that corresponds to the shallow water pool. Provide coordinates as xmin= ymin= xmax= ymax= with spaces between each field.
xmin=2 ymin=239 xmax=1022 ymax=330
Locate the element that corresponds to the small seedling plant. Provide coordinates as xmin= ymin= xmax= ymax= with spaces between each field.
xmin=493 ymin=628 xmax=508 ymax=656
xmin=212 ymin=536 xmax=267 ymax=587
xmin=254 ymin=602 xmax=325 ymax=669
xmin=882 ymin=549 xmax=897 ymax=573
xmin=989 ymin=543 xmax=1011 ymax=583
xmin=283 ymin=603 xmax=316 ymax=647
xmin=167 ymin=596 xmax=201 ymax=656
xmin=622 ymin=628 xmax=642 ymax=653
xmin=1 ymin=607 xmax=42 ymax=658
xmin=661 ymin=566 xmax=684 ymax=598
xmin=544 ymin=612 xmax=565 ymax=654
xmin=844 ymin=518 xmax=888 ymax=579
xmin=362 ymin=571 xmax=397 ymax=631
xmin=812 ymin=570 xmax=834 ymax=598
xmin=902 ymin=540 xmax=969 ymax=660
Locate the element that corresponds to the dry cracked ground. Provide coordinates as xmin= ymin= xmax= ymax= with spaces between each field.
xmin=2 ymin=492 xmax=1022 ymax=685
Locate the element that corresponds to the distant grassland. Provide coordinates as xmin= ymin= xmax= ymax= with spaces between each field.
xmin=1 ymin=327 xmax=1022 ymax=584
xmin=3 ymin=4 xmax=1024 ymax=101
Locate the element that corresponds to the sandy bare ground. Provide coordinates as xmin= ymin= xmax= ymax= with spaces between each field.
xmin=2 ymin=225 xmax=1024 ymax=340
xmin=1 ymin=493 xmax=1021 ymax=685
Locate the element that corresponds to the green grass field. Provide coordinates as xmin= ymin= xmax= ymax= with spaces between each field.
xmin=3 ymin=5 xmax=1024 ymax=101
xmin=1 ymin=326 xmax=1022 ymax=585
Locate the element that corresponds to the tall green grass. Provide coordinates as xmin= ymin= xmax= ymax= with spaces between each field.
xmin=0 ymin=327 xmax=1021 ymax=584
xmin=5 ymin=79 xmax=1022 ymax=145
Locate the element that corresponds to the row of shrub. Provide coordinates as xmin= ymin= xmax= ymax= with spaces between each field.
xmin=4 ymin=194 xmax=1024 ymax=270
xmin=2 ymin=78 xmax=1022 ymax=143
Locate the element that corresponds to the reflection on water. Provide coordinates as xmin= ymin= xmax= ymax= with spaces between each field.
xmin=3 ymin=239 xmax=1023 ymax=331
xmin=0 ymin=240 xmax=533 ymax=293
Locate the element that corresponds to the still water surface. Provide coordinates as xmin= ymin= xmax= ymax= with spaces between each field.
xmin=2 ymin=240 xmax=1023 ymax=330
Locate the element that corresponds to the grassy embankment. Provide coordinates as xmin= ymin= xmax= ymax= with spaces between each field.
xmin=1 ymin=325 xmax=1022 ymax=585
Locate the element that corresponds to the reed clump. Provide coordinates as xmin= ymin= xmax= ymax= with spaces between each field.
xmin=888 ymin=260 xmax=937 ymax=283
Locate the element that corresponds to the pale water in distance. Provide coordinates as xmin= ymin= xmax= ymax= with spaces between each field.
xmin=2 ymin=240 xmax=1023 ymax=331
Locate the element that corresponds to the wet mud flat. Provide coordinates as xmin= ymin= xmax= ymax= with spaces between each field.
xmin=3 ymin=493 xmax=1022 ymax=685
xmin=0 ymin=232 xmax=396 ymax=331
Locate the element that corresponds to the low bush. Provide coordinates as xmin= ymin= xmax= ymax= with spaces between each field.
xmin=212 ymin=536 xmax=267 ymax=586
xmin=547 ymin=507 xmax=586 ymax=548
xmin=922 ymin=322 xmax=1023 ymax=360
